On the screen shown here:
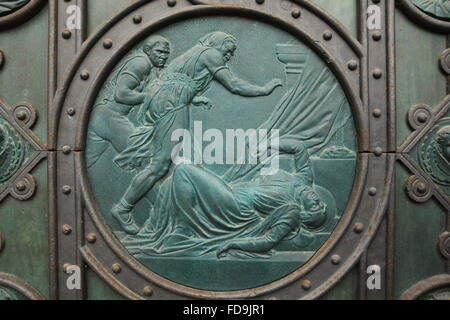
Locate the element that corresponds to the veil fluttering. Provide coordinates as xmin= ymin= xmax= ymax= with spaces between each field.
xmin=223 ymin=53 xmax=352 ymax=184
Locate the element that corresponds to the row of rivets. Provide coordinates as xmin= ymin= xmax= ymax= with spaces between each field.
xmin=63 ymin=0 xmax=76 ymax=116
xmin=297 ymin=219 xmax=369 ymax=291
xmin=298 ymin=221 xmax=367 ymax=292
xmin=371 ymin=0 xmax=383 ymax=157
xmin=58 ymin=0 xmax=161 ymax=299
xmin=59 ymin=4 xmax=75 ymax=281
xmin=84 ymin=233 xmax=153 ymax=297
xmin=322 ymin=29 xmax=359 ymax=73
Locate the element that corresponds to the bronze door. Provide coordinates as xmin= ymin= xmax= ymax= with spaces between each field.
xmin=0 ymin=0 xmax=448 ymax=300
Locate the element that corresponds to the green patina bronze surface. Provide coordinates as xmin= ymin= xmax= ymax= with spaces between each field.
xmin=395 ymin=11 xmax=448 ymax=299
xmin=411 ymin=0 xmax=450 ymax=19
xmin=86 ymin=16 xmax=357 ymax=291
xmin=0 ymin=0 xmax=29 ymax=17
xmin=0 ymin=6 xmax=49 ymax=299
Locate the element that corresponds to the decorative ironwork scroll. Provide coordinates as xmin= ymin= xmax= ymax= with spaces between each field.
xmin=398 ymin=96 xmax=450 ymax=210
xmin=0 ymin=99 xmax=46 ymax=202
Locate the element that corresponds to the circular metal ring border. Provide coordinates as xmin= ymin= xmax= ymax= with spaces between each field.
xmin=400 ymin=274 xmax=450 ymax=300
xmin=189 ymin=0 xmax=364 ymax=57
xmin=0 ymin=273 xmax=45 ymax=300
xmin=79 ymin=5 xmax=367 ymax=298
xmin=53 ymin=1 xmax=390 ymax=299
xmin=397 ymin=0 xmax=450 ymax=34
xmin=0 ymin=0 xmax=46 ymax=30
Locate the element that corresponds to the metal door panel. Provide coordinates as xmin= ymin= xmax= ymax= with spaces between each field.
xmin=0 ymin=0 xmax=447 ymax=300
xmin=0 ymin=2 xmax=48 ymax=300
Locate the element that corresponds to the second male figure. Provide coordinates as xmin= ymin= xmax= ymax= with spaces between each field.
xmin=86 ymin=36 xmax=171 ymax=168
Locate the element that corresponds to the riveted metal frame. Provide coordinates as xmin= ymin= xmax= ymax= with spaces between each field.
xmin=47 ymin=0 xmax=87 ymax=300
xmin=357 ymin=0 xmax=396 ymax=299
xmin=0 ymin=0 xmax=46 ymax=30
xmin=49 ymin=0 xmax=396 ymax=300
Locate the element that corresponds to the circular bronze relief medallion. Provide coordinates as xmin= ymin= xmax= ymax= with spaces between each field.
xmin=86 ymin=15 xmax=358 ymax=291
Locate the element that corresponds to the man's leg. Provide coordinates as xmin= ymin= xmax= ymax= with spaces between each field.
xmin=93 ymin=106 xmax=135 ymax=153
xmin=111 ymin=155 xmax=172 ymax=235
xmin=112 ymin=109 xmax=185 ymax=234
xmin=127 ymin=155 xmax=173 ymax=202
xmin=87 ymin=106 xmax=136 ymax=167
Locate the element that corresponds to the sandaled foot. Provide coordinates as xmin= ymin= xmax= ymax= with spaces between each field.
xmin=111 ymin=205 xmax=140 ymax=235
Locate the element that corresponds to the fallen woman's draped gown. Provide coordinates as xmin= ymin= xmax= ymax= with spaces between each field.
xmin=121 ymin=162 xmax=314 ymax=257
xmin=119 ymin=52 xmax=352 ymax=258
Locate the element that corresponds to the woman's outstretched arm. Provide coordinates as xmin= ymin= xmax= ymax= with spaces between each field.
xmin=214 ymin=68 xmax=283 ymax=97
xmin=202 ymin=49 xmax=283 ymax=97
